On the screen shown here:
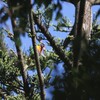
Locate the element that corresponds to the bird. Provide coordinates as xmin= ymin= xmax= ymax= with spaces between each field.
xmin=36 ymin=43 xmax=45 ymax=56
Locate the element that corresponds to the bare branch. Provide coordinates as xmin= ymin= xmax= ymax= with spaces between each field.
xmin=29 ymin=1 xmax=45 ymax=100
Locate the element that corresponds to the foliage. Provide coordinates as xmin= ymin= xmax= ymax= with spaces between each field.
xmin=0 ymin=31 xmax=57 ymax=99
xmin=6 ymin=94 xmax=26 ymax=100
xmin=0 ymin=0 xmax=100 ymax=100
xmin=0 ymin=28 xmax=7 ymax=51
xmin=51 ymin=13 xmax=100 ymax=100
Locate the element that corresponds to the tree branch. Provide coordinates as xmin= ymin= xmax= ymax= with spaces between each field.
xmin=32 ymin=11 xmax=72 ymax=68
xmin=66 ymin=0 xmax=80 ymax=6
xmin=67 ymin=0 xmax=100 ymax=5
xmin=89 ymin=0 xmax=100 ymax=5
xmin=7 ymin=0 xmax=30 ymax=98
xmin=63 ymin=24 xmax=75 ymax=48
xmin=29 ymin=1 xmax=45 ymax=100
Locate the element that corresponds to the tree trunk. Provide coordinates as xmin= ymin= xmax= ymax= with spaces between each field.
xmin=72 ymin=0 xmax=92 ymax=67
xmin=65 ymin=0 xmax=92 ymax=90
xmin=67 ymin=0 xmax=99 ymax=68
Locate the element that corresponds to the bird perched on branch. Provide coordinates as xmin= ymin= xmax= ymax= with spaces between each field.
xmin=36 ymin=43 xmax=45 ymax=57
